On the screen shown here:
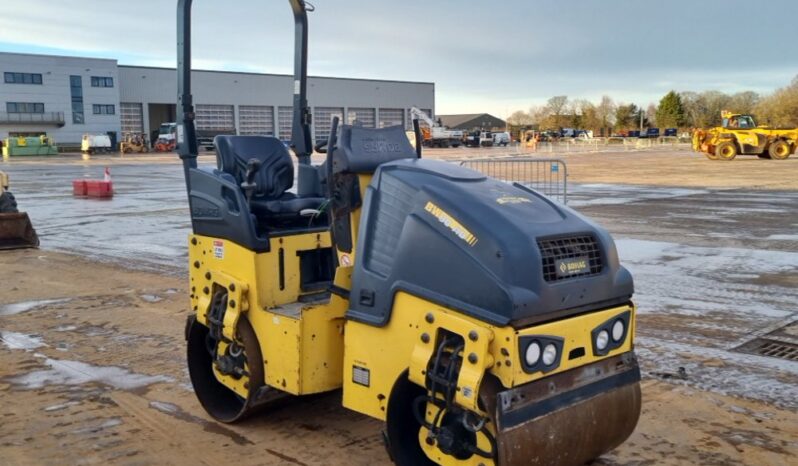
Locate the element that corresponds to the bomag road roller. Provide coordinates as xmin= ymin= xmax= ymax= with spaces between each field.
xmin=693 ymin=110 xmax=798 ymax=161
xmin=177 ymin=2 xmax=641 ymax=465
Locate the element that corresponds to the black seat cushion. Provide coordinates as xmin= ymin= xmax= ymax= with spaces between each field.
xmin=250 ymin=193 xmax=326 ymax=216
xmin=215 ymin=135 xmax=293 ymax=199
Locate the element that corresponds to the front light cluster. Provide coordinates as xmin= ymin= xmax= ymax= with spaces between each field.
xmin=519 ymin=336 xmax=563 ymax=374
xmin=591 ymin=311 xmax=631 ymax=356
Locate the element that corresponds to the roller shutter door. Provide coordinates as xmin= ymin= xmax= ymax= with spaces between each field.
xmin=347 ymin=108 xmax=375 ymax=128
xmin=195 ymin=104 xmax=235 ymax=131
xmin=239 ymin=105 xmax=274 ymax=136
xmin=314 ymin=107 xmax=344 ymax=143
xmin=278 ymin=106 xmax=293 ymax=141
xmin=120 ymin=103 xmax=143 ymax=134
xmin=379 ymin=108 xmax=404 ymax=128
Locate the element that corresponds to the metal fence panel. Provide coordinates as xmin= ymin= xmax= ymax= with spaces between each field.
xmin=459 ymin=158 xmax=568 ymax=204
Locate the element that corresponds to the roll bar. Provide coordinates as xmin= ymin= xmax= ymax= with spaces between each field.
xmin=176 ymin=0 xmax=315 ymax=190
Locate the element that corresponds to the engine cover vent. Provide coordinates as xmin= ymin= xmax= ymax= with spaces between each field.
xmin=537 ymin=235 xmax=603 ymax=282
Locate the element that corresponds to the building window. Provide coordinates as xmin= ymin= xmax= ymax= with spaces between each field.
xmin=4 ymin=72 xmax=43 ymax=85
xmin=90 ymin=76 xmax=114 ymax=88
xmin=6 ymin=102 xmax=45 ymax=113
xmin=70 ymin=75 xmax=84 ymax=124
xmin=92 ymin=104 xmax=115 ymax=115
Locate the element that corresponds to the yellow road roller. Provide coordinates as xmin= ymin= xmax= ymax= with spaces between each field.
xmin=176 ymin=2 xmax=641 ymax=464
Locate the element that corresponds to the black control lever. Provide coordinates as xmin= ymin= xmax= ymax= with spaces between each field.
xmin=241 ymin=158 xmax=261 ymax=201
xmin=314 ymin=140 xmax=328 ymax=154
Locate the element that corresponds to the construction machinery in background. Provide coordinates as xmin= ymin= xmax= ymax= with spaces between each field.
xmin=154 ymin=122 xmax=178 ymax=152
xmin=81 ymin=134 xmax=113 ymax=155
xmin=693 ymin=111 xmax=797 ymax=161
xmin=2 ymin=136 xmax=59 ymax=156
xmin=0 ymin=171 xmax=39 ymax=249
xmin=177 ymin=2 xmax=641 ymax=465
xmin=408 ymin=107 xmax=463 ymax=148
xmin=119 ymin=133 xmax=150 ymax=154
xmin=464 ymin=130 xmax=494 ymax=147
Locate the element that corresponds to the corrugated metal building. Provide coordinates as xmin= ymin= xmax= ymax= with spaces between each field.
xmin=438 ymin=113 xmax=506 ymax=132
xmin=0 ymin=52 xmax=435 ymax=146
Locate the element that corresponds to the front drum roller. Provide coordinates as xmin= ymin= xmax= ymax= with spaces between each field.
xmin=186 ymin=314 xmax=279 ymax=423
xmin=386 ymin=354 xmax=641 ymax=466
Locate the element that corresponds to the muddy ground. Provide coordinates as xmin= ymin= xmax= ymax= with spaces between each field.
xmin=1 ymin=148 xmax=797 ymax=465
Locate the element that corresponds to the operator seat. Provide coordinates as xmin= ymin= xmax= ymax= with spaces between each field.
xmin=214 ymin=135 xmax=325 ymax=220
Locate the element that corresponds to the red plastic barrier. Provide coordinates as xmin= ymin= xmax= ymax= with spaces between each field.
xmin=72 ymin=180 xmax=88 ymax=196
xmin=85 ymin=180 xmax=113 ymax=198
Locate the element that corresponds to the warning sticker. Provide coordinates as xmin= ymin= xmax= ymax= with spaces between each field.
xmin=213 ymin=240 xmax=224 ymax=259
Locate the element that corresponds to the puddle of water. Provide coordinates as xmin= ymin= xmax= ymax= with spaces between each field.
xmin=0 ymin=298 xmax=72 ymax=316
xmin=44 ymin=401 xmax=81 ymax=412
xmin=140 ymin=294 xmax=163 ymax=303
xmin=6 ymin=358 xmax=173 ymax=391
xmin=0 ymin=331 xmax=46 ymax=350
xmin=767 ymin=234 xmax=798 ymax=241
xmin=70 ymin=418 xmax=122 ymax=434
xmin=54 ymin=325 xmax=78 ymax=332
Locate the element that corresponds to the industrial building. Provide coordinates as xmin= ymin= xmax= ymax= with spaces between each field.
xmin=0 ymin=52 xmax=435 ymax=148
xmin=438 ymin=113 xmax=506 ymax=132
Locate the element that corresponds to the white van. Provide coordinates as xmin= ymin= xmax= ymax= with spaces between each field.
xmin=492 ymin=131 xmax=511 ymax=147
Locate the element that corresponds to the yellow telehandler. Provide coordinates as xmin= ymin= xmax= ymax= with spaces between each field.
xmin=176 ymin=2 xmax=641 ymax=465
xmin=693 ymin=111 xmax=797 ymax=161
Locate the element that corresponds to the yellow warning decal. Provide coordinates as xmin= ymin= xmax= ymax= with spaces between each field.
xmin=424 ymin=201 xmax=478 ymax=246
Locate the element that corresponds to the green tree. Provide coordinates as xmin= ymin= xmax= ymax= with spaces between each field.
xmin=614 ymin=103 xmax=639 ymax=130
xmin=655 ymin=91 xmax=686 ymax=128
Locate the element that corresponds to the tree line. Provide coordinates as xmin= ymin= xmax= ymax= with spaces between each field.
xmin=506 ymin=75 xmax=798 ymax=132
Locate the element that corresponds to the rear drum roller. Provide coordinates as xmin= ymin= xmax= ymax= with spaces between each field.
xmin=186 ymin=314 xmax=265 ymax=423
xmin=769 ymin=140 xmax=791 ymax=160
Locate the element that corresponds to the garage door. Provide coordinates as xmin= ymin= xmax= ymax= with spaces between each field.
xmin=347 ymin=108 xmax=375 ymax=128
xmin=314 ymin=107 xmax=344 ymax=144
xmin=379 ymin=108 xmax=404 ymax=128
xmin=195 ymin=104 xmax=235 ymax=131
xmin=239 ymin=105 xmax=274 ymax=136
xmin=120 ymin=103 xmax=143 ymax=134
xmin=278 ymin=106 xmax=293 ymax=142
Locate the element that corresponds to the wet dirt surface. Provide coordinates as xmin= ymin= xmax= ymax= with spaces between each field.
xmin=1 ymin=150 xmax=797 ymax=465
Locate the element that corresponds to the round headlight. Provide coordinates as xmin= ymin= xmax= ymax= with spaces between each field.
xmin=612 ymin=320 xmax=625 ymax=342
xmin=525 ymin=341 xmax=541 ymax=366
xmin=596 ymin=330 xmax=609 ymax=350
xmin=542 ymin=344 xmax=557 ymax=366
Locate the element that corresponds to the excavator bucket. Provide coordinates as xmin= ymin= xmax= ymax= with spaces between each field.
xmin=0 ymin=212 xmax=39 ymax=250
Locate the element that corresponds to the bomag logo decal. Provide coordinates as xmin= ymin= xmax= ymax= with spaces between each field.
xmin=496 ymin=196 xmax=532 ymax=205
xmin=556 ymin=256 xmax=590 ymax=277
xmin=362 ymin=137 xmax=402 ymax=153
xmin=424 ymin=201 xmax=478 ymax=246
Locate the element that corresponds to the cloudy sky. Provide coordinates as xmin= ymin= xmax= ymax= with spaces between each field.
xmin=1 ymin=0 xmax=795 ymax=117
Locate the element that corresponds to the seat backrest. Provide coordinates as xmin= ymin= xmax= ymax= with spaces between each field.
xmin=332 ymin=124 xmax=418 ymax=174
xmin=215 ymin=135 xmax=293 ymax=199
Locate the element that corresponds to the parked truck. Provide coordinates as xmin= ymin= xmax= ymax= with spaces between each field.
xmin=408 ymin=107 xmax=462 ymax=148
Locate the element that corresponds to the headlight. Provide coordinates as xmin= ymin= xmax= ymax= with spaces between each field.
xmin=612 ymin=320 xmax=625 ymax=342
xmin=591 ymin=310 xmax=632 ymax=356
xmin=525 ymin=341 xmax=541 ymax=366
xmin=596 ymin=330 xmax=609 ymax=350
xmin=519 ymin=335 xmax=563 ymax=374
xmin=542 ymin=344 xmax=557 ymax=366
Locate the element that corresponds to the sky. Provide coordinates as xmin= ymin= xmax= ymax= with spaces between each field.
xmin=1 ymin=0 xmax=796 ymax=118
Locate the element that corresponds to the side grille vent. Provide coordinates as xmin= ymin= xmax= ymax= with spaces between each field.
xmin=537 ymin=235 xmax=603 ymax=282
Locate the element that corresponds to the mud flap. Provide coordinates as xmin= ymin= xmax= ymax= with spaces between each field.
xmin=484 ymin=353 xmax=641 ymax=466
xmin=0 ymin=212 xmax=39 ymax=250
